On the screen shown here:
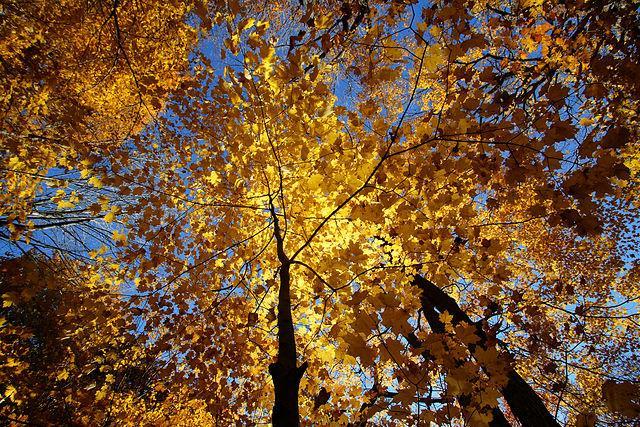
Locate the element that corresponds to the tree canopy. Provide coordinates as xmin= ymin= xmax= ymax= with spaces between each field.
xmin=1 ymin=0 xmax=640 ymax=425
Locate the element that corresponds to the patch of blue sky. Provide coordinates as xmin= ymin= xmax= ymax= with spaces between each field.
xmin=0 ymin=166 xmax=125 ymax=258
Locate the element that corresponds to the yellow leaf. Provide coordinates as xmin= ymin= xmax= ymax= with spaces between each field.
xmin=112 ymin=230 xmax=127 ymax=244
xmin=3 ymin=385 xmax=17 ymax=401
xmin=2 ymin=293 xmax=17 ymax=308
xmin=579 ymin=117 xmax=594 ymax=126
xmin=315 ymin=14 xmax=333 ymax=30
xmin=104 ymin=205 xmax=119 ymax=224
xmin=88 ymin=176 xmax=103 ymax=188
xmin=95 ymin=386 xmax=108 ymax=401
xmin=205 ymin=171 xmax=221 ymax=185
xmin=424 ymin=44 xmax=446 ymax=73
xmin=458 ymin=118 xmax=470 ymax=134
xmin=439 ymin=311 xmax=453 ymax=325
xmin=57 ymin=199 xmax=75 ymax=210
xmin=308 ymin=174 xmax=324 ymax=191
xmin=238 ymin=18 xmax=255 ymax=33
xmin=104 ymin=210 xmax=116 ymax=223
xmin=522 ymin=0 xmax=544 ymax=9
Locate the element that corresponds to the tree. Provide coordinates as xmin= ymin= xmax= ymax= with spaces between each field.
xmin=0 ymin=254 xmax=221 ymax=425
xmin=2 ymin=0 xmax=639 ymax=425
xmin=0 ymin=0 xmax=198 ymax=243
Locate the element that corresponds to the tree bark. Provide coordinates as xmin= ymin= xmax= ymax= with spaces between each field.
xmin=269 ymin=203 xmax=306 ymax=426
xmin=413 ymin=275 xmax=560 ymax=427
xmin=414 ymin=292 xmax=511 ymax=427
xmin=270 ymin=263 xmax=307 ymax=426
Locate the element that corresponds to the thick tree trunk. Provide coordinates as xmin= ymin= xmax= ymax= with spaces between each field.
xmin=413 ymin=276 xmax=560 ymax=427
xmin=270 ymin=263 xmax=307 ymax=426
xmin=417 ymin=292 xmax=511 ymax=427
xmin=269 ymin=203 xmax=306 ymax=426
xmin=502 ymin=371 xmax=560 ymax=427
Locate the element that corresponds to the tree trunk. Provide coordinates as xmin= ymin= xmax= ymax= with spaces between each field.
xmin=416 ymin=291 xmax=511 ymax=427
xmin=269 ymin=202 xmax=306 ymax=426
xmin=270 ymin=263 xmax=307 ymax=426
xmin=413 ymin=276 xmax=560 ymax=427
xmin=502 ymin=371 xmax=560 ymax=427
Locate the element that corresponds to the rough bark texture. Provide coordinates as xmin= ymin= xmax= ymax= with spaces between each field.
xmin=414 ymin=275 xmax=560 ymax=427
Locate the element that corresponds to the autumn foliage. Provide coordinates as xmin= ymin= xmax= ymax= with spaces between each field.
xmin=1 ymin=0 xmax=640 ymax=425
